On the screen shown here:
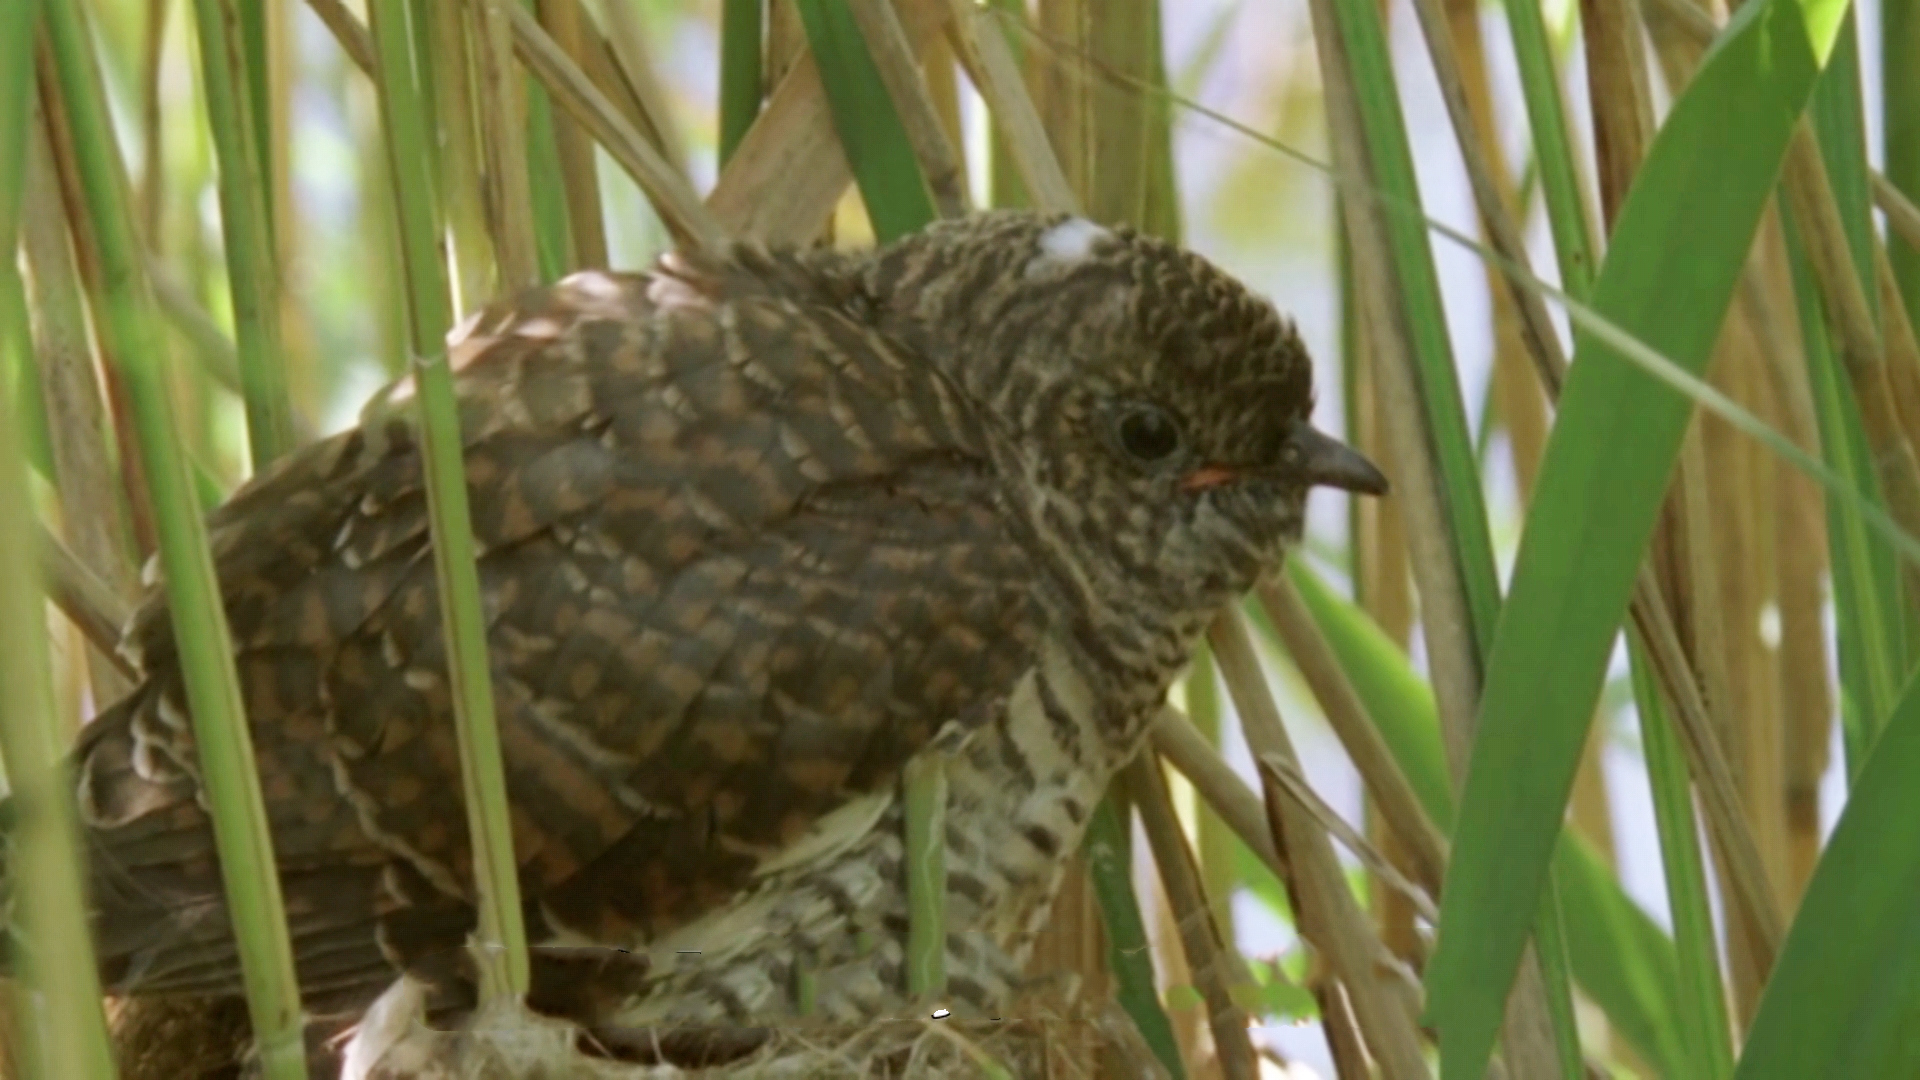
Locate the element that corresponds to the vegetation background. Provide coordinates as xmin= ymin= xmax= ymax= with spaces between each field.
xmin=3 ymin=0 xmax=1919 ymax=1077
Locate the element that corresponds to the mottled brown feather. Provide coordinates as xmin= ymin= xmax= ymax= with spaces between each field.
xmin=14 ymin=213 xmax=1374 ymax=1066
xmin=64 ymin=241 xmax=1040 ymax=1005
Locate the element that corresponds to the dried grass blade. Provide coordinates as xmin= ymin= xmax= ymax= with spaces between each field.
xmin=368 ymin=0 xmax=530 ymax=1004
xmin=41 ymin=0 xmax=310 ymax=1070
xmin=588 ymin=0 xmax=690 ymax=177
xmin=1210 ymin=610 xmax=1432 ymax=1080
xmin=1150 ymin=709 xmax=1285 ymax=887
xmin=947 ymin=2 xmax=1075 ymax=214
xmin=844 ymin=0 xmax=967 ymax=219
xmin=505 ymin=1 xmax=725 ymax=252
xmin=1287 ymin=561 xmax=1693 ymax=1075
xmin=1256 ymin=578 xmax=1446 ymax=894
xmin=34 ymin=521 xmax=134 ymax=678
xmin=1404 ymin=0 xmax=1569 ymax=393
xmin=1425 ymin=0 xmax=1845 ymax=1066
xmin=305 ymin=0 xmax=377 ymax=73
xmin=468 ymin=0 xmax=542 ymax=289
xmin=1878 ymin=173 xmax=1920 ymax=255
xmin=707 ymin=0 xmax=945 ymax=242
xmin=1122 ymin=754 xmax=1260 ymax=1080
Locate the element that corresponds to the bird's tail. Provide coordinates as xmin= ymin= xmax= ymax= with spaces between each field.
xmin=0 ymin=687 xmax=396 ymax=1012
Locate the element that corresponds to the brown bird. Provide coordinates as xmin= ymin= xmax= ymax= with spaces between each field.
xmin=15 ymin=211 xmax=1386 ymax=1074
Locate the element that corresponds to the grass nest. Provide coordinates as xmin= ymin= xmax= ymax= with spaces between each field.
xmin=93 ymin=969 xmax=1172 ymax=1078
xmin=351 ymin=986 xmax=1170 ymax=1080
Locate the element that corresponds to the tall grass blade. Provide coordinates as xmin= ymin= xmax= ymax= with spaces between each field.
xmin=902 ymin=754 xmax=947 ymax=1000
xmin=982 ymin=0 xmax=1029 ymax=210
xmin=45 ymin=2 xmax=316 ymax=1068
xmin=188 ymin=0 xmax=296 ymax=466
xmin=1 ymin=15 xmax=49 ymax=481
xmin=0 ymin=4 xmax=117 ymax=1077
xmin=1498 ymin=0 xmax=1597 ymax=297
xmin=1886 ymin=0 xmax=1920 ymax=325
xmin=1634 ymin=649 xmax=1735 ymax=1078
xmin=1808 ymin=18 xmax=1878 ymax=316
xmin=1789 ymin=207 xmax=1905 ymax=770
xmin=717 ymin=0 xmax=764 ymax=165
xmin=515 ymin=0 xmax=575 ymax=280
xmin=1733 ymin=668 xmax=1920 ymax=1078
xmin=1283 ymin=561 xmax=1690 ymax=1075
xmin=1424 ymin=0 xmax=1848 ymax=1070
xmin=1084 ymin=798 xmax=1187 ymax=1079
xmin=1800 ymin=18 xmax=1914 ymax=767
xmin=793 ymin=0 xmax=935 ymax=242
xmin=0 ymin=372 xmax=119 ymax=1080
xmin=536 ymin=0 xmax=609 ymax=267
xmin=43 ymin=0 xmax=311 ymax=1073
xmin=1319 ymin=0 xmax=1502 ymax=656
xmin=366 ymin=0 xmax=530 ymax=1002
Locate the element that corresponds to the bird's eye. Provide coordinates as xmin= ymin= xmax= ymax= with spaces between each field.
xmin=1116 ymin=405 xmax=1182 ymax=463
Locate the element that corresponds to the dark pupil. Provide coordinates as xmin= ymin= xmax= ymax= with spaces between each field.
xmin=1119 ymin=409 xmax=1180 ymax=461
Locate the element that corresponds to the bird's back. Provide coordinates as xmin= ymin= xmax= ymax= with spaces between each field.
xmin=48 ymin=246 xmax=1048 ymax=1020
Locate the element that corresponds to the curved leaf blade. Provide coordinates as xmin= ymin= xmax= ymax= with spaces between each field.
xmin=1734 ymin=669 xmax=1920 ymax=1078
xmin=1284 ymin=562 xmax=1689 ymax=1076
xmin=1421 ymin=0 xmax=1842 ymax=1069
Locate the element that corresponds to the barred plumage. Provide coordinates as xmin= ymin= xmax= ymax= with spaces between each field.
xmin=5 ymin=210 xmax=1386 ymax=1078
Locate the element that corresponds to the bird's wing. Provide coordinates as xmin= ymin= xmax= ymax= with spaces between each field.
xmin=69 ymin=251 xmax=1043 ymax=1001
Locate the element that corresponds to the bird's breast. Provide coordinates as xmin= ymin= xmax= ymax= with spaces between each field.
xmin=602 ymin=635 xmax=1139 ymax=1029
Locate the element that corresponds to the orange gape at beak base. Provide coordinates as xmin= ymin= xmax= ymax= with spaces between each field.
xmin=1181 ymin=465 xmax=1240 ymax=492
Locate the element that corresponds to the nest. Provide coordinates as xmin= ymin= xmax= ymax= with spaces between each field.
xmin=98 ymin=970 xmax=1171 ymax=1079
xmin=350 ymin=984 xmax=1167 ymax=1080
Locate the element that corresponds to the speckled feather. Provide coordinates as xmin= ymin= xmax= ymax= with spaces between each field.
xmin=13 ymin=211 xmax=1371 ymax=1065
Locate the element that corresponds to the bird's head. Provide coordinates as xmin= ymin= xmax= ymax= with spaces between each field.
xmin=864 ymin=211 xmax=1388 ymax=639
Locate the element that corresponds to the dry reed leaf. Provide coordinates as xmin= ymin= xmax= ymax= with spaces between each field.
xmin=1150 ymin=710 xmax=1285 ymax=879
xmin=941 ymin=0 xmax=1075 ymax=215
xmin=1257 ymin=577 xmax=1446 ymax=895
xmin=506 ymin=3 xmax=724 ymax=253
xmin=426 ymin=0 xmax=503 ymax=310
xmin=1122 ymin=754 xmax=1260 ymax=1080
xmin=1878 ymin=173 xmax=1920 ymax=253
xmin=468 ymin=0 xmax=543 ymax=290
xmin=707 ymin=0 xmax=947 ymax=242
xmin=306 ymin=0 xmax=378 ymax=73
xmin=1210 ymin=610 xmax=1432 ymax=1080
xmin=35 ymin=523 xmax=134 ymax=679
xmin=536 ymin=0 xmax=611 ymax=267
xmin=1580 ymin=0 xmax=1656 ymax=225
xmin=1257 ymin=753 xmax=1437 ymax=925
xmin=588 ymin=0 xmax=691 ymax=177
xmin=845 ymin=0 xmax=968 ymax=219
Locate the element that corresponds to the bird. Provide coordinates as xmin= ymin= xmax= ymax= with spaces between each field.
xmin=10 ymin=210 xmax=1387 ymax=1076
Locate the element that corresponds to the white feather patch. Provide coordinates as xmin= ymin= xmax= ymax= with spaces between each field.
xmin=1024 ymin=217 xmax=1112 ymax=278
xmin=752 ymin=788 xmax=893 ymax=877
xmin=339 ymin=975 xmax=427 ymax=1080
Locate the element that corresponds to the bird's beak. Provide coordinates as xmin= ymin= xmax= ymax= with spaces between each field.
xmin=1287 ymin=421 xmax=1389 ymax=495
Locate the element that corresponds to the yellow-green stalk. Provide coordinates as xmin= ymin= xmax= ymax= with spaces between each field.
xmin=187 ymin=0 xmax=295 ymax=466
xmin=717 ymin=0 xmax=763 ymax=165
xmin=365 ymin=0 xmax=530 ymax=1003
xmin=0 ymin=3 xmax=117 ymax=1078
xmin=42 ymin=0 xmax=309 ymax=1074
